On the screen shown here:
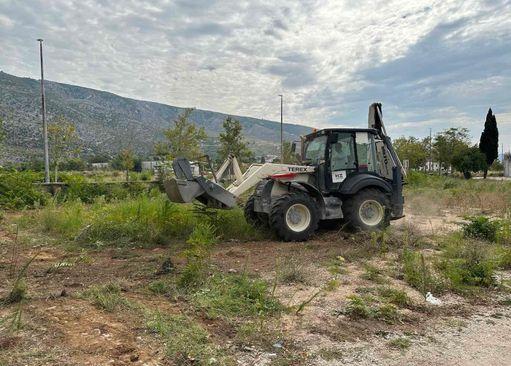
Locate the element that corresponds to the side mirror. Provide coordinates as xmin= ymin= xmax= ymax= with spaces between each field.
xmin=291 ymin=142 xmax=297 ymax=153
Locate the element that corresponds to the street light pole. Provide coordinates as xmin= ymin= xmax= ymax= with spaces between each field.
xmin=279 ymin=94 xmax=283 ymax=163
xmin=37 ymin=39 xmax=50 ymax=183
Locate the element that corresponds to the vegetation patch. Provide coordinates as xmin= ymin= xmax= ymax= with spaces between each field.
xmin=343 ymin=295 xmax=400 ymax=324
xmin=144 ymin=310 xmax=233 ymax=365
xmin=80 ymin=283 xmax=129 ymax=312
xmin=191 ymin=273 xmax=283 ymax=319
xmin=388 ymin=336 xmax=412 ymax=350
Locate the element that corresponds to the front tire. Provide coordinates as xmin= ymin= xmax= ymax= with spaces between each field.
xmin=343 ymin=188 xmax=390 ymax=231
xmin=269 ymin=192 xmax=319 ymax=241
xmin=244 ymin=195 xmax=268 ymax=228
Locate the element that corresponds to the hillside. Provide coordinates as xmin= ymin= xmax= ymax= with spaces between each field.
xmin=0 ymin=71 xmax=311 ymax=162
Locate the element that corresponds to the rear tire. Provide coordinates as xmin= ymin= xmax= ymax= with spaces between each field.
xmin=269 ymin=192 xmax=319 ymax=241
xmin=343 ymin=188 xmax=390 ymax=231
xmin=244 ymin=195 xmax=268 ymax=228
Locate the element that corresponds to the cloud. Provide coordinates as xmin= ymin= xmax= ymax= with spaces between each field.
xmin=0 ymin=0 xmax=510 ymax=150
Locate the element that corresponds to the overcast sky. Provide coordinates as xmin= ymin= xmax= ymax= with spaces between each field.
xmin=1 ymin=0 xmax=510 ymax=150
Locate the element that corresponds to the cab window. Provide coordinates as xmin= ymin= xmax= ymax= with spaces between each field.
xmin=355 ymin=132 xmax=377 ymax=172
xmin=304 ymin=135 xmax=327 ymax=163
xmin=330 ymin=133 xmax=356 ymax=171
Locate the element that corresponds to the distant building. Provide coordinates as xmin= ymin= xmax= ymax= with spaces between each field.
xmin=504 ymin=154 xmax=511 ymax=177
xmin=91 ymin=162 xmax=109 ymax=170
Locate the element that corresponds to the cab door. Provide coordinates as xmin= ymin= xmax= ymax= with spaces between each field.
xmin=326 ymin=132 xmax=357 ymax=192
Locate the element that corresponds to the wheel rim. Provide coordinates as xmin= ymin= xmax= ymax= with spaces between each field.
xmin=285 ymin=203 xmax=311 ymax=232
xmin=358 ymin=199 xmax=384 ymax=226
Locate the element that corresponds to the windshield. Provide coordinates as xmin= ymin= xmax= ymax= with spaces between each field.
xmin=304 ymin=135 xmax=327 ymax=163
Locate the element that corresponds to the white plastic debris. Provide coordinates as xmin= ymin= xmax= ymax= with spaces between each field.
xmin=426 ymin=292 xmax=442 ymax=305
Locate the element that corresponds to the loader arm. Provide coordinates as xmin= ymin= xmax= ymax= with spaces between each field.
xmin=164 ymin=156 xmax=314 ymax=208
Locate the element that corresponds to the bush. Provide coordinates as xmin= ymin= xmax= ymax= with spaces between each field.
xmin=0 ymin=170 xmax=48 ymax=209
xmin=461 ymin=216 xmax=500 ymax=242
xmin=438 ymin=239 xmax=495 ymax=291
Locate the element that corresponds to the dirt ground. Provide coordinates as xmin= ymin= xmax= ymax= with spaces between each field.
xmin=1 ymin=208 xmax=510 ymax=366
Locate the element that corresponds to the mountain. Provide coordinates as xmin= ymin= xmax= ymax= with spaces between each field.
xmin=0 ymin=71 xmax=312 ymax=163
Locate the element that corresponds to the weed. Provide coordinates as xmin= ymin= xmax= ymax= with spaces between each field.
xmin=235 ymin=319 xmax=283 ymax=350
xmin=4 ymin=253 xmax=38 ymax=305
xmin=344 ymin=295 xmax=401 ymax=323
xmin=148 ymin=280 xmax=172 ymax=295
xmin=344 ymin=295 xmax=372 ymax=319
xmin=318 ymin=347 xmax=344 ymax=361
xmin=362 ymin=263 xmax=386 ymax=283
xmin=377 ymin=287 xmax=412 ymax=308
xmin=191 ymin=273 xmax=282 ymax=319
xmin=295 ymin=289 xmax=322 ymax=315
xmin=388 ymin=337 xmax=411 ymax=350
xmin=326 ymin=256 xmax=347 ymax=275
xmin=279 ymin=257 xmax=308 ymax=284
xmin=375 ymin=303 xmax=400 ymax=323
xmin=401 ymin=248 xmax=444 ymax=296
xmin=324 ymin=278 xmax=341 ymax=292
xmin=145 ymin=310 xmax=232 ymax=365
xmin=178 ymin=223 xmax=217 ymax=289
xmin=81 ymin=283 xmax=128 ymax=312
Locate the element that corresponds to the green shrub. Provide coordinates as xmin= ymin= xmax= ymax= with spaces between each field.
xmin=0 ymin=170 xmax=49 ymax=209
xmin=178 ymin=223 xmax=217 ymax=289
xmin=438 ymin=239 xmax=495 ymax=291
xmin=461 ymin=216 xmax=501 ymax=242
xmin=345 ymin=295 xmax=372 ymax=319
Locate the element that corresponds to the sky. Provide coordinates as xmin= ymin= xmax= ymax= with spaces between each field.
xmin=0 ymin=0 xmax=510 ymax=151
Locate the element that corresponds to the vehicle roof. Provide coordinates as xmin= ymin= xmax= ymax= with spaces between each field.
xmin=305 ymin=127 xmax=378 ymax=137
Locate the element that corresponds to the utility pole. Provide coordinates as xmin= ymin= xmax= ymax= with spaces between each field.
xmin=429 ymin=128 xmax=432 ymax=173
xmin=38 ymin=39 xmax=50 ymax=183
xmin=279 ymin=94 xmax=283 ymax=163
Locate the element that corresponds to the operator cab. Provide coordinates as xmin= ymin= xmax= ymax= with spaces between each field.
xmin=301 ymin=128 xmax=389 ymax=193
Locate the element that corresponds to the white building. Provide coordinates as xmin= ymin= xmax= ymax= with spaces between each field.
xmin=91 ymin=162 xmax=109 ymax=170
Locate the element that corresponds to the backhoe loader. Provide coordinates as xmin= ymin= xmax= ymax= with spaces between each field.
xmin=164 ymin=103 xmax=404 ymax=241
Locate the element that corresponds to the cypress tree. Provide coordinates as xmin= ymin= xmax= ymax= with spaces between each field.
xmin=479 ymin=108 xmax=499 ymax=178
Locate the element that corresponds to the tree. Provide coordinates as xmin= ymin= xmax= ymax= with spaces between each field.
xmin=452 ymin=145 xmax=487 ymax=179
xmin=218 ymin=116 xmax=253 ymax=162
xmin=393 ymin=136 xmax=429 ymax=169
xmin=164 ymin=109 xmax=207 ymax=160
xmin=479 ymin=108 xmax=499 ymax=178
xmin=433 ymin=128 xmax=470 ymax=172
xmin=117 ymin=148 xmax=135 ymax=181
xmin=48 ymin=116 xmax=80 ymax=182
xmin=282 ymin=141 xmax=300 ymax=164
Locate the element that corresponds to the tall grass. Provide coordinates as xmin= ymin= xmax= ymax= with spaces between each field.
xmin=33 ymin=193 xmax=264 ymax=248
xmin=405 ymin=171 xmax=511 ymax=215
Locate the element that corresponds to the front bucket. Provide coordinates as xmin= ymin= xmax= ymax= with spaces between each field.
xmin=163 ymin=178 xmax=204 ymax=203
xmin=164 ymin=176 xmax=237 ymax=208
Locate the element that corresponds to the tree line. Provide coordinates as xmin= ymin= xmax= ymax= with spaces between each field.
xmin=394 ymin=108 xmax=500 ymax=179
